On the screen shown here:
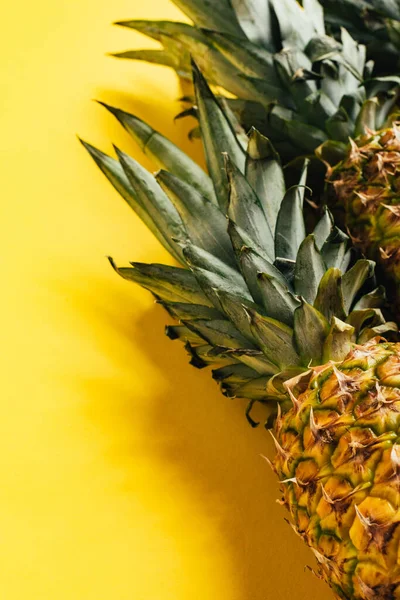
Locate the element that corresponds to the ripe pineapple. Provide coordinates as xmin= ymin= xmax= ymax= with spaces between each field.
xmin=328 ymin=126 xmax=400 ymax=319
xmin=82 ymin=63 xmax=400 ymax=599
xmin=112 ymin=0 xmax=400 ymax=320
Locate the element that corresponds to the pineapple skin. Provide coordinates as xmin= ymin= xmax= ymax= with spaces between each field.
xmin=329 ymin=125 xmax=400 ymax=316
xmin=273 ymin=340 xmax=400 ymax=600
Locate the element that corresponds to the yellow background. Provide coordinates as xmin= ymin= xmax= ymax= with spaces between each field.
xmin=1 ymin=1 xmax=331 ymax=598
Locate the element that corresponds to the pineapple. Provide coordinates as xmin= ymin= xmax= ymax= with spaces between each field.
xmin=327 ymin=126 xmax=400 ymax=320
xmin=81 ymin=63 xmax=400 ymax=599
xmin=112 ymin=0 xmax=400 ymax=319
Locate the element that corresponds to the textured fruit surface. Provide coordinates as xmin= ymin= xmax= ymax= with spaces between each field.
xmin=274 ymin=339 xmax=400 ymax=599
xmin=330 ymin=125 xmax=400 ymax=316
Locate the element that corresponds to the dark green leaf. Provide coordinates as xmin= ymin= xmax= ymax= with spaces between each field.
xmin=257 ymin=274 xmax=300 ymax=326
xmin=215 ymin=291 xmax=259 ymax=344
xmin=110 ymin=49 xmax=190 ymax=76
xmin=294 ymin=235 xmax=326 ymax=304
xmin=341 ymin=260 xmax=375 ymax=314
xmin=115 ymin=147 xmax=186 ymax=262
xmin=183 ymin=319 xmax=255 ymax=349
xmin=156 ymin=171 xmax=236 ymax=268
xmin=313 ymin=208 xmax=334 ymax=250
xmin=80 ymin=140 xmax=183 ymax=263
xmin=212 ymin=363 xmax=260 ymax=385
xmin=273 ymin=49 xmax=317 ymax=110
xmin=100 ymin=103 xmax=217 ymax=204
xmin=270 ymin=106 xmax=328 ymax=152
xmin=110 ymin=259 xmax=212 ymax=305
xmin=204 ymin=31 xmax=278 ymax=80
xmin=245 ymin=129 xmax=285 ymax=236
xmin=159 ymin=301 xmax=223 ymax=322
xmin=226 ymin=155 xmax=275 ymax=260
xmin=193 ymin=62 xmax=246 ymax=211
xmin=171 ymin=0 xmax=245 ymax=37
xmin=274 ymin=258 xmax=296 ymax=287
xmin=247 ymin=309 xmax=300 ymax=368
xmin=294 ymin=300 xmax=329 ymax=366
xmin=166 ymin=325 xmax=205 ymax=343
xmin=321 ymin=227 xmax=349 ymax=270
xmin=230 ymin=0 xmax=275 ymax=48
xmin=353 ymin=286 xmax=386 ymax=310
xmin=182 ymin=243 xmax=248 ymax=293
xmin=185 ymin=342 xmax=236 ymax=368
xmin=326 ymin=106 xmax=355 ymax=142
xmin=269 ymin=0 xmax=319 ymax=48
xmin=239 ymin=246 xmax=289 ymax=305
xmin=225 ymin=376 xmax=271 ymax=402
xmin=314 ymin=268 xmax=346 ymax=322
xmin=227 ymin=349 xmax=279 ymax=375
xmin=275 ymin=160 xmax=308 ymax=260
xmin=227 ymin=219 xmax=271 ymax=263
xmin=323 ymin=317 xmax=355 ymax=362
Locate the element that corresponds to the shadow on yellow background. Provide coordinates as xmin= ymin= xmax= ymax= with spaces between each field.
xmin=0 ymin=1 xmax=331 ymax=598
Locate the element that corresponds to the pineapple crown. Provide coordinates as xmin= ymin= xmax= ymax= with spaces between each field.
xmin=320 ymin=0 xmax=400 ymax=69
xmin=111 ymin=0 xmax=400 ymax=163
xmin=81 ymin=63 xmax=396 ymax=426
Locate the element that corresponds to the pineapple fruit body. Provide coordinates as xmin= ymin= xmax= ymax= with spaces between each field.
xmin=329 ymin=126 xmax=400 ymax=318
xmin=275 ymin=340 xmax=400 ymax=599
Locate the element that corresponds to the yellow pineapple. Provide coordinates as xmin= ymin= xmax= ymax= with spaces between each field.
xmin=82 ymin=63 xmax=400 ymax=598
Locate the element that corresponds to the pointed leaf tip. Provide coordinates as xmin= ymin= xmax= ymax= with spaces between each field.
xmin=107 ymin=256 xmax=118 ymax=272
xmin=95 ymin=100 xmax=120 ymax=116
xmin=113 ymin=20 xmax=129 ymax=27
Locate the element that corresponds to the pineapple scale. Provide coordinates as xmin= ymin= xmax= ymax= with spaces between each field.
xmin=273 ymin=340 xmax=400 ymax=600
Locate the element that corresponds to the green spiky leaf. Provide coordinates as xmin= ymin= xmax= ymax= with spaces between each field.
xmin=156 ymin=171 xmax=236 ymax=268
xmin=314 ymin=268 xmax=346 ymax=322
xmin=257 ymin=274 xmax=300 ymax=326
xmin=110 ymin=260 xmax=212 ymax=306
xmin=100 ymin=102 xmax=216 ymax=204
xmin=115 ymin=147 xmax=186 ymax=262
xmin=80 ymin=140 xmax=183 ymax=263
xmin=275 ymin=160 xmax=308 ymax=260
xmin=245 ymin=129 xmax=285 ymax=236
xmin=294 ymin=235 xmax=327 ymax=304
xmin=226 ymin=155 xmax=275 ymax=260
xmin=247 ymin=309 xmax=301 ymax=368
xmin=294 ymin=300 xmax=329 ymax=366
xmin=342 ymin=260 xmax=375 ymax=315
xmin=193 ymin=61 xmax=246 ymax=211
